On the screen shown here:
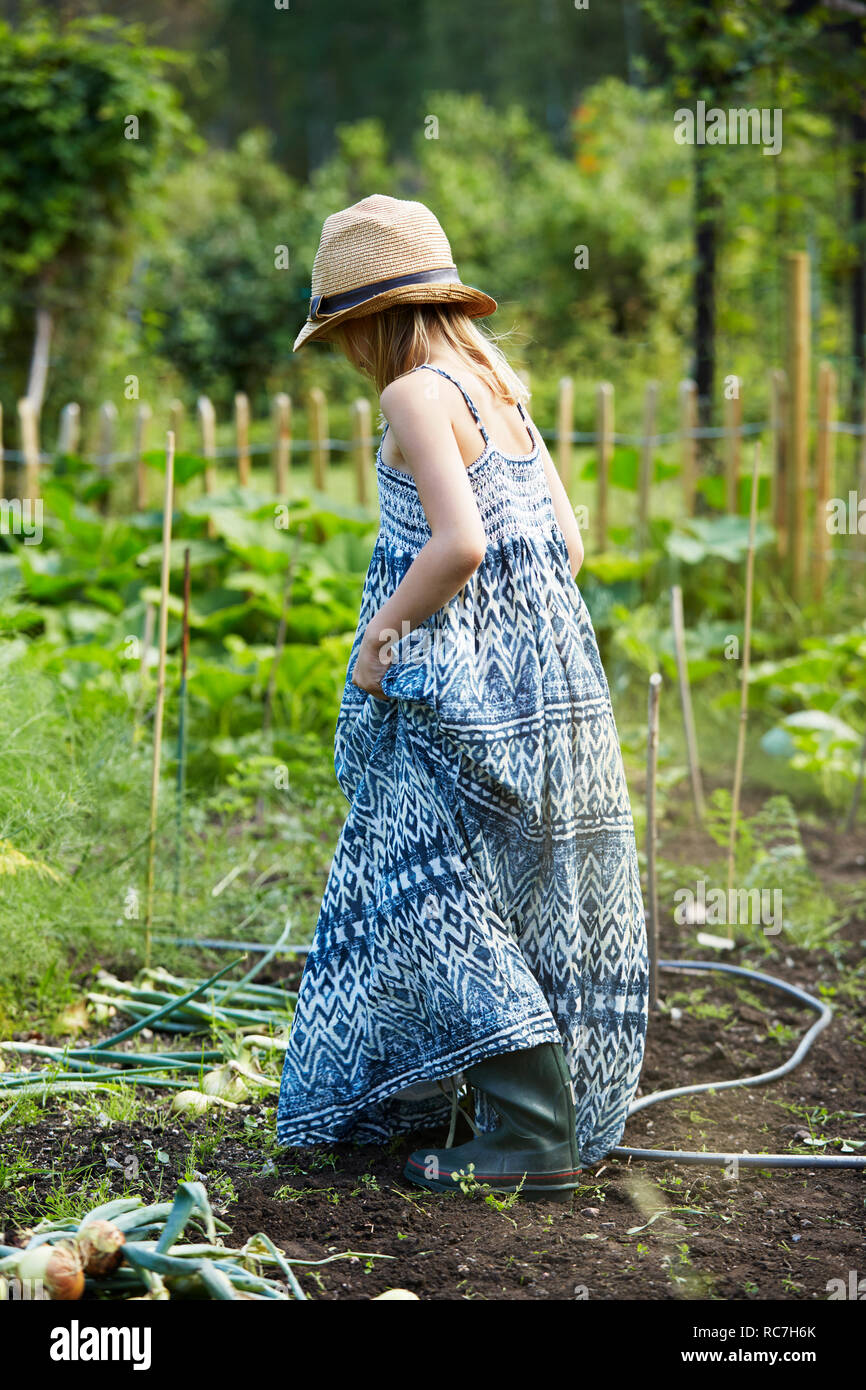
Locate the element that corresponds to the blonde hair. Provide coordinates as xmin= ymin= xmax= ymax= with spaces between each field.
xmin=332 ymin=305 xmax=529 ymax=407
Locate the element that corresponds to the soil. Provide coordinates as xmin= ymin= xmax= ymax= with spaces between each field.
xmin=1 ymin=820 xmax=864 ymax=1302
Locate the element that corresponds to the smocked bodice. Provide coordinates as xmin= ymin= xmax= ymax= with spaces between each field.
xmin=376 ymin=440 xmax=561 ymax=556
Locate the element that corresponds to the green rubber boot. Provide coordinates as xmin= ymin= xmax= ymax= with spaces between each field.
xmin=403 ymin=1042 xmax=582 ymax=1200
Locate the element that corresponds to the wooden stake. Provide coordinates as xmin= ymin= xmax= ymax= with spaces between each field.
xmin=272 ymin=393 xmax=291 ymax=496
xmin=671 ymin=584 xmax=705 ymax=823
xmin=144 ymin=432 xmax=175 ymax=968
xmin=17 ymin=397 xmax=41 ymax=500
xmin=678 ymin=378 xmax=697 ymax=517
xmin=637 ymin=381 xmax=658 ymax=549
xmin=172 ymin=545 xmax=191 ymax=925
xmin=724 ymin=378 xmax=741 ymax=514
xmin=134 ymin=402 xmax=152 ymax=511
xmin=844 ymin=728 xmax=866 ymax=834
xmin=769 ymin=367 xmax=788 ymax=559
xmin=859 ymin=376 xmax=866 ymax=558
xmin=0 ymin=402 xmax=4 ymax=499
xmin=351 ymin=397 xmax=372 ymax=506
xmin=787 ymin=252 xmax=810 ymax=598
xmin=812 ymin=360 xmax=836 ymax=600
xmin=57 ymin=402 xmax=81 ymax=458
xmin=97 ymin=401 xmax=118 ymax=514
xmin=133 ymin=601 xmax=156 ymax=744
xmin=235 ymin=392 xmax=251 ymax=487
xmin=726 ymin=443 xmax=761 ymax=941
xmin=596 ymin=382 xmax=614 ymax=552
xmin=308 ymin=387 xmax=328 ymax=493
xmin=556 ymin=376 xmax=574 ymax=494
xmin=197 ymin=396 xmax=216 ymax=539
xmin=169 ymin=399 xmax=184 ymax=452
xmin=646 ymin=672 xmax=662 ymax=1010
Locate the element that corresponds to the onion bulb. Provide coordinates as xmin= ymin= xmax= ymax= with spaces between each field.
xmin=75 ymin=1220 xmax=125 ymax=1277
xmin=16 ymin=1242 xmax=84 ymax=1300
xmin=201 ymin=1065 xmax=249 ymax=1104
xmin=170 ymin=1089 xmax=239 ymax=1116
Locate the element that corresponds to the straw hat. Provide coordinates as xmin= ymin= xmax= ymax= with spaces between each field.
xmin=293 ymin=194 xmax=497 ymax=351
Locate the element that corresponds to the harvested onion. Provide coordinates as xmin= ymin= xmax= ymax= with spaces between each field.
xmin=170 ymin=1089 xmax=238 ymax=1116
xmin=75 ymin=1220 xmax=125 ymax=1277
xmin=16 ymin=1242 xmax=84 ymax=1300
xmin=201 ymin=1065 xmax=249 ymax=1104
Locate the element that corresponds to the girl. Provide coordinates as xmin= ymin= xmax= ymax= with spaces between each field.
xmin=277 ymin=194 xmax=648 ymax=1198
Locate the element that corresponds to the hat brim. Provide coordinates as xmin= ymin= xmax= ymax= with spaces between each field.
xmin=293 ymin=282 xmax=497 ymax=352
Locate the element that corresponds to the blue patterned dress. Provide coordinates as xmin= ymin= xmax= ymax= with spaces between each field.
xmin=277 ymin=364 xmax=648 ymax=1165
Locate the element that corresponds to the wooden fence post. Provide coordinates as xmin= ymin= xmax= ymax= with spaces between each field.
xmin=637 ymin=381 xmax=658 ymax=549
xmin=813 ymin=360 xmax=837 ymax=600
xmin=769 ymin=368 xmax=789 ymax=559
xmin=787 ymin=252 xmax=810 ymax=598
xmin=308 ymin=387 xmax=328 ymax=492
xmin=57 ymin=402 xmax=81 ymax=457
xmin=235 ymin=392 xmax=250 ymax=487
xmin=169 ymin=399 xmax=185 ymax=453
xmin=556 ymin=376 xmax=574 ymax=494
xmin=17 ymin=397 xmax=41 ymax=500
xmin=197 ymin=395 xmax=216 ymax=538
xmin=134 ymin=402 xmax=152 ymax=511
xmin=596 ymin=382 xmax=614 ymax=552
xmin=724 ymin=377 xmax=741 ymax=514
xmin=678 ymin=378 xmax=697 ymax=517
xmin=859 ymin=377 xmax=866 ymax=557
xmin=351 ymin=398 xmax=373 ymax=506
xmin=97 ymin=401 xmax=117 ymax=513
xmin=272 ymin=393 xmax=291 ymax=496
xmin=197 ymin=395 xmax=217 ymax=498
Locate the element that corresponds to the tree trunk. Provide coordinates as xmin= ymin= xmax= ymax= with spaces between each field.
xmin=694 ymin=144 xmax=718 ymax=445
xmin=851 ymin=110 xmax=866 ymax=423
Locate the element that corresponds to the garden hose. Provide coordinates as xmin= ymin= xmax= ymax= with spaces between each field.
xmin=611 ymin=960 xmax=866 ymax=1170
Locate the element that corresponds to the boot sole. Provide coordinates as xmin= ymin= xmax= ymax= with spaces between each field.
xmin=403 ymin=1157 xmax=582 ymax=1200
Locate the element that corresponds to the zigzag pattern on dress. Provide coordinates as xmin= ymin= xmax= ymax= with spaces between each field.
xmin=277 ymin=363 xmax=649 ymax=1163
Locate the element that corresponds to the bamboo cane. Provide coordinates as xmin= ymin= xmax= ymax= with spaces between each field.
xmin=769 ymin=368 xmax=788 ymax=559
xmin=670 ymin=585 xmax=705 ymax=822
xmin=133 ymin=602 xmax=156 ymax=744
xmin=646 ymin=672 xmax=662 ymax=1010
xmin=172 ymin=546 xmax=192 ymax=926
xmin=843 ymin=729 xmax=866 ymax=835
xmin=787 ymin=253 xmax=810 ymax=599
xmin=144 ymin=432 xmax=175 ymax=967
xmin=726 ymin=443 xmax=761 ymax=943
xmin=812 ymin=361 xmax=836 ymax=601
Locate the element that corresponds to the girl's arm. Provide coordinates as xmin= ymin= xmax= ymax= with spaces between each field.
xmin=353 ymin=373 xmax=488 ymax=698
xmin=538 ymin=437 xmax=584 ymax=579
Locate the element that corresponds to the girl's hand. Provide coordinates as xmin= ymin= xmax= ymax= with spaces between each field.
xmin=351 ymin=624 xmax=394 ymax=700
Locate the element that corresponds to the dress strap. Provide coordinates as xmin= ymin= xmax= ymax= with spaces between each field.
xmin=410 ymin=364 xmax=490 ymax=447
